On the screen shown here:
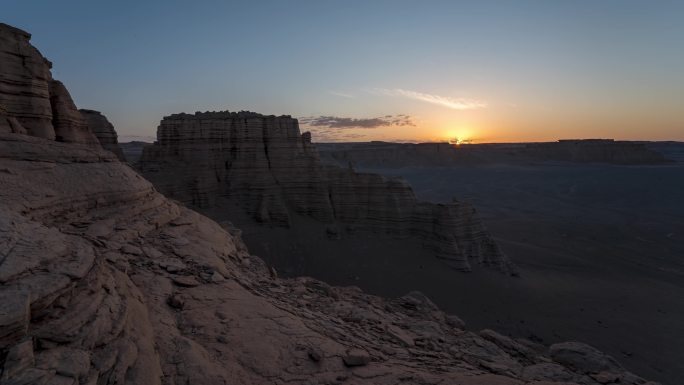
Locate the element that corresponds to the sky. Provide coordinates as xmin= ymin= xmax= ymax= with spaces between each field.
xmin=4 ymin=0 xmax=683 ymax=143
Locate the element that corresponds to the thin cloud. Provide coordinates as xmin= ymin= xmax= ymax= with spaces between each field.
xmin=367 ymin=88 xmax=487 ymax=110
xmin=329 ymin=91 xmax=355 ymax=98
xmin=299 ymin=115 xmax=415 ymax=129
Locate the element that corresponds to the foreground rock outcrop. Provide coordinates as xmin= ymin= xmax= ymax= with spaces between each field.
xmin=0 ymin=133 xmax=658 ymax=385
xmin=0 ymin=22 xmax=658 ymax=385
xmin=139 ymin=112 xmax=513 ymax=273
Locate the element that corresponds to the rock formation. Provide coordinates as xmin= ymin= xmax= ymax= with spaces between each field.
xmin=318 ymin=141 xmax=472 ymax=168
xmin=0 ymin=23 xmax=123 ymax=156
xmin=0 ymin=23 xmax=96 ymax=144
xmin=80 ymin=109 xmax=126 ymax=160
xmin=523 ymin=139 xmax=667 ymax=164
xmin=317 ymin=139 xmax=668 ymax=168
xmin=0 ymin=133 xmax=658 ymax=384
xmin=0 ymin=22 xmax=658 ymax=385
xmin=139 ymin=112 xmax=513 ymax=273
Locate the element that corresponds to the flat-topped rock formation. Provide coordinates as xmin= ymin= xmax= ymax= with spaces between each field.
xmin=0 ymin=134 xmax=656 ymax=385
xmin=139 ymin=112 xmax=512 ymax=273
xmin=0 ymin=23 xmax=657 ymax=384
xmin=80 ymin=109 xmax=125 ymax=160
xmin=318 ymin=139 xmax=668 ymax=168
xmin=318 ymin=141 xmax=474 ymax=168
xmin=523 ymin=139 xmax=667 ymax=164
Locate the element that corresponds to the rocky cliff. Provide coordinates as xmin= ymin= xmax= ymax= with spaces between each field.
xmin=0 ymin=22 xmax=658 ymax=385
xmin=139 ymin=112 xmax=512 ymax=273
xmin=0 ymin=134 xmax=657 ymax=385
xmin=0 ymin=23 xmax=123 ymax=157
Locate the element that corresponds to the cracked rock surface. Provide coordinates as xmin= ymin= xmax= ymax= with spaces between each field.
xmin=0 ymin=134 xmax=659 ymax=385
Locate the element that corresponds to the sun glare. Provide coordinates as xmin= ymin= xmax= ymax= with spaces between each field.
xmin=445 ymin=130 xmax=472 ymax=145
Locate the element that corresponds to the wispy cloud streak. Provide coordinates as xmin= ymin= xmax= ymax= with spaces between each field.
xmin=328 ymin=91 xmax=355 ymax=98
xmin=367 ymin=88 xmax=487 ymax=110
xmin=300 ymin=114 xmax=414 ymax=129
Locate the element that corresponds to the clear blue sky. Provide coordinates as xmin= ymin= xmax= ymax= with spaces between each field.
xmin=4 ymin=0 xmax=683 ymax=142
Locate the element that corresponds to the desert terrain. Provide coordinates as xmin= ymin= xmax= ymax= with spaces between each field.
xmin=4 ymin=21 xmax=665 ymax=385
xmin=334 ymin=149 xmax=684 ymax=385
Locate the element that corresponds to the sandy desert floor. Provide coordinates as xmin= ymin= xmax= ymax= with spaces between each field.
xmin=352 ymin=161 xmax=684 ymax=385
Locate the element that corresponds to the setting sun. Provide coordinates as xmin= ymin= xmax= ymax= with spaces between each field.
xmin=444 ymin=129 xmax=472 ymax=145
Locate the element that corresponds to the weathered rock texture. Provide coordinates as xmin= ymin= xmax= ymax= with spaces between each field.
xmin=317 ymin=139 xmax=668 ymax=168
xmin=80 ymin=109 xmax=125 ymax=160
xmin=139 ymin=112 xmax=512 ymax=273
xmin=0 ymin=22 xmax=658 ymax=385
xmin=0 ymin=134 xmax=657 ymax=385
xmin=0 ymin=23 xmax=122 ymax=155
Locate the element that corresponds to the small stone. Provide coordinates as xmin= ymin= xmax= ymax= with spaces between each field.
xmin=165 ymin=264 xmax=185 ymax=273
xmin=0 ymin=289 xmax=30 ymax=348
xmin=591 ymin=371 xmax=622 ymax=384
xmin=172 ymin=276 xmax=201 ymax=287
xmin=446 ymin=314 xmax=466 ymax=329
xmin=210 ymin=272 xmax=225 ymax=283
xmin=342 ymin=348 xmax=370 ymax=367
xmin=269 ymin=266 xmax=278 ymax=280
xmin=167 ymin=294 xmax=185 ymax=309
xmin=120 ymin=244 xmax=143 ymax=256
xmin=1 ymin=339 xmax=34 ymax=380
xmin=550 ymin=341 xmax=621 ymax=374
xmin=307 ymin=347 xmax=322 ymax=362
xmin=35 ymin=347 xmax=90 ymax=379
xmin=216 ymin=335 xmax=229 ymax=344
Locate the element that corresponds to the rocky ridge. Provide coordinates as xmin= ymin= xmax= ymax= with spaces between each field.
xmin=0 ymin=23 xmax=123 ymax=157
xmin=317 ymin=140 xmax=667 ymax=169
xmin=0 ymin=22 xmax=659 ymax=385
xmin=0 ymin=131 xmax=658 ymax=385
xmin=139 ymin=112 xmax=512 ymax=273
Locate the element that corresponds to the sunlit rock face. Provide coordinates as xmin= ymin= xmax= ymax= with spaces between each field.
xmin=140 ymin=112 xmax=514 ymax=273
xmin=0 ymin=22 xmax=657 ymax=385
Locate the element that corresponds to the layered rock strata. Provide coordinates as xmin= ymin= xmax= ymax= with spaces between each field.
xmin=0 ymin=23 xmax=96 ymax=144
xmin=0 ymin=22 xmax=658 ymax=385
xmin=80 ymin=109 xmax=126 ymax=160
xmin=0 ymin=133 xmax=657 ymax=384
xmin=140 ymin=112 xmax=512 ymax=273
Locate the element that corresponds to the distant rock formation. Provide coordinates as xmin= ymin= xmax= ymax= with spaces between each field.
xmin=318 ymin=139 xmax=668 ymax=168
xmin=80 ymin=109 xmax=126 ymax=160
xmin=139 ymin=112 xmax=513 ymax=273
xmin=0 ymin=22 xmax=656 ymax=385
xmin=524 ymin=139 xmax=667 ymax=164
xmin=318 ymin=141 xmax=472 ymax=168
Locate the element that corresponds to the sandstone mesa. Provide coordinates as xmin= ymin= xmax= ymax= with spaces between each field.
xmin=0 ymin=22 xmax=659 ymax=385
